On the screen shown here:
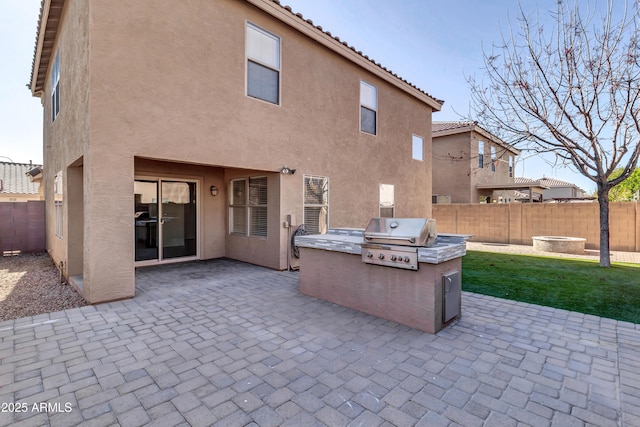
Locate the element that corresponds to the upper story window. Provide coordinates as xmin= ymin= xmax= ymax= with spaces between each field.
xmin=509 ymin=155 xmax=514 ymax=177
xmin=360 ymin=81 xmax=377 ymax=135
xmin=490 ymin=146 xmax=497 ymax=172
xmin=51 ymin=51 xmax=61 ymax=122
xmin=478 ymin=141 xmax=485 ymax=168
xmin=379 ymin=184 xmax=395 ymax=218
xmin=412 ymin=135 xmax=423 ymax=161
xmin=246 ymin=23 xmax=280 ymax=105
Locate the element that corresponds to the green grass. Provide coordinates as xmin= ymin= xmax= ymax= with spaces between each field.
xmin=462 ymin=250 xmax=640 ymax=324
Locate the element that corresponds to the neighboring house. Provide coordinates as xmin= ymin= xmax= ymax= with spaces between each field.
xmin=537 ymin=177 xmax=590 ymax=201
xmin=432 ymin=121 xmax=523 ymax=203
xmin=30 ymin=0 xmax=443 ymax=303
xmin=0 ymin=161 xmax=44 ymax=202
xmin=513 ymin=177 xmax=591 ymax=202
xmin=512 ymin=177 xmax=549 ymax=203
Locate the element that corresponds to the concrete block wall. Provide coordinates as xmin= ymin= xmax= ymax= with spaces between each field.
xmin=433 ymin=201 xmax=639 ymax=252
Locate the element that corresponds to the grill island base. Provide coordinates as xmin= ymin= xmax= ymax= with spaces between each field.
xmin=296 ymin=228 xmax=468 ymax=334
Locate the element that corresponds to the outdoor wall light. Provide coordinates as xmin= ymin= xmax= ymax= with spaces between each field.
xmin=210 ymin=185 xmax=219 ymax=197
xmin=281 ymin=166 xmax=296 ymax=175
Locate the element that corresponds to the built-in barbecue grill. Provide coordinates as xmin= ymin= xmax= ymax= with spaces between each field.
xmin=362 ymin=218 xmax=437 ymax=270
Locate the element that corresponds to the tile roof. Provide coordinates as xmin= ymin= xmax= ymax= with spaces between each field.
xmin=432 ymin=121 xmax=477 ymax=133
xmin=537 ymin=177 xmax=580 ymax=189
xmin=31 ymin=0 xmax=444 ymax=109
xmin=0 ymin=162 xmax=42 ymax=195
xmin=271 ymin=1 xmax=444 ymax=106
xmin=513 ymin=177 xmax=539 ymax=185
xmin=433 ymin=121 xmax=521 ymax=156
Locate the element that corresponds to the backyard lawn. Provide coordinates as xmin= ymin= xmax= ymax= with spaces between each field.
xmin=462 ymin=250 xmax=640 ymax=324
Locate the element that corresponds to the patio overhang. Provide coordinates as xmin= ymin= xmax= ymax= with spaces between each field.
xmin=477 ymin=182 xmax=549 ymax=203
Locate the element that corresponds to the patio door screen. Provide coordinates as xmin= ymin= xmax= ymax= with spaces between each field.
xmin=134 ymin=179 xmax=198 ymax=263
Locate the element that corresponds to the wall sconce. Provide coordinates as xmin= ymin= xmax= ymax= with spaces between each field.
xmin=210 ymin=185 xmax=219 ymax=197
xmin=281 ymin=166 xmax=296 ymax=175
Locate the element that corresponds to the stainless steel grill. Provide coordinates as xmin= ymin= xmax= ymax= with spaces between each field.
xmin=361 ymin=218 xmax=437 ymax=270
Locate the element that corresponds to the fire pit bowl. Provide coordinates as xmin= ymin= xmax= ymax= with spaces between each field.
xmin=532 ymin=236 xmax=586 ymax=255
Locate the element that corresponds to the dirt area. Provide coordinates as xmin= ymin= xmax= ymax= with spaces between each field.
xmin=0 ymin=253 xmax=88 ymax=322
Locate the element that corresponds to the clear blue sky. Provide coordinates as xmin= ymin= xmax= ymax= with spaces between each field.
xmin=4 ymin=0 xmax=629 ymax=193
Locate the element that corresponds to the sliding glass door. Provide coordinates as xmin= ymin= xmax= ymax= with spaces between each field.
xmin=134 ymin=179 xmax=197 ymax=263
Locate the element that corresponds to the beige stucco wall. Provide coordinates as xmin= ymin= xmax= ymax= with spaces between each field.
xmin=41 ymin=0 xmax=91 ymax=292
xmin=432 ymin=131 xmax=516 ymax=203
xmin=432 ymin=132 xmax=472 ymax=203
xmin=39 ymin=0 xmax=437 ymax=302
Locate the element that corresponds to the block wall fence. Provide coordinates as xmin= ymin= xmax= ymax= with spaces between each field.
xmin=432 ymin=201 xmax=640 ymax=252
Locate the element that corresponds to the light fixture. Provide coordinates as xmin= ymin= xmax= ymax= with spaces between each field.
xmin=210 ymin=185 xmax=219 ymax=197
xmin=280 ymin=166 xmax=296 ymax=175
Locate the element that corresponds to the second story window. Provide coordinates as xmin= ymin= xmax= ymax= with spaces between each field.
xmin=51 ymin=51 xmax=60 ymax=122
xmin=478 ymin=141 xmax=484 ymax=168
xmin=509 ymin=155 xmax=514 ymax=177
xmin=246 ymin=23 xmax=280 ymax=105
xmin=360 ymin=81 xmax=377 ymax=135
xmin=412 ymin=135 xmax=424 ymax=161
xmin=491 ymin=146 xmax=497 ymax=172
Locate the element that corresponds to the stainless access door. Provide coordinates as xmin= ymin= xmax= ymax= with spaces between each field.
xmin=443 ymin=270 xmax=461 ymax=322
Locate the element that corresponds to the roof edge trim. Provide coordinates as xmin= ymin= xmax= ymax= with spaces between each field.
xmin=246 ymin=0 xmax=443 ymax=111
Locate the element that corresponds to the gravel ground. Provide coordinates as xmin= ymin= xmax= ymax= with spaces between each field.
xmin=0 ymin=253 xmax=88 ymax=322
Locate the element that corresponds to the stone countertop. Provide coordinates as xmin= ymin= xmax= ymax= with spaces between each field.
xmin=295 ymin=228 xmax=469 ymax=264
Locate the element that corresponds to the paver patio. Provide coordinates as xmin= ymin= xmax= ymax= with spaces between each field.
xmin=1 ymin=258 xmax=639 ymax=426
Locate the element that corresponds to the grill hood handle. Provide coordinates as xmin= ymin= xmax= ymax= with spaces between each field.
xmin=364 ymin=234 xmax=416 ymax=244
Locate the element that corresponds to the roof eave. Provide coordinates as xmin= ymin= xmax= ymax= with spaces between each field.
xmin=30 ymin=0 xmax=65 ymax=97
xmin=245 ymin=0 xmax=443 ymax=111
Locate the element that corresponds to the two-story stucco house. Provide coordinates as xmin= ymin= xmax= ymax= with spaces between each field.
xmin=431 ymin=121 xmax=530 ymax=203
xmin=30 ymin=0 xmax=443 ymax=303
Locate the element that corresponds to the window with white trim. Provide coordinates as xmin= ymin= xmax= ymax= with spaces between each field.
xmin=51 ymin=51 xmax=60 ymax=122
xmin=478 ymin=141 xmax=485 ymax=168
xmin=509 ymin=155 xmax=514 ymax=177
xmin=246 ymin=23 xmax=280 ymax=104
xmin=360 ymin=81 xmax=377 ymax=135
xmin=303 ymin=175 xmax=329 ymax=234
xmin=54 ymin=171 xmax=63 ymax=238
xmin=379 ymin=184 xmax=395 ymax=218
xmin=491 ymin=146 xmax=497 ymax=172
xmin=412 ymin=135 xmax=423 ymax=161
xmin=229 ymin=176 xmax=268 ymax=237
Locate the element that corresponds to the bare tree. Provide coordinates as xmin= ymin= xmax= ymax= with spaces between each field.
xmin=469 ymin=0 xmax=640 ymax=267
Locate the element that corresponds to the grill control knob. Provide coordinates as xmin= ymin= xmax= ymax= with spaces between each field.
xmin=390 ymin=255 xmax=397 ymax=261
xmin=403 ymin=256 xmax=410 ymax=263
xmin=366 ymin=252 xmax=373 ymax=258
xmin=378 ymin=253 xmax=385 ymax=260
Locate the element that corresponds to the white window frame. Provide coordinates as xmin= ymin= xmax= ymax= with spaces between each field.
xmin=51 ymin=50 xmax=60 ymax=122
xmin=54 ymin=171 xmax=63 ymax=238
xmin=246 ymin=22 xmax=281 ymax=105
xmin=360 ymin=80 xmax=377 ymax=135
xmin=303 ymin=175 xmax=329 ymax=234
xmin=509 ymin=155 xmax=514 ymax=178
xmin=478 ymin=141 xmax=485 ymax=168
xmin=379 ymin=184 xmax=395 ymax=218
xmin=229 ymin=176 xmax=268 ymax=238
xmin=491 ymin=146 xmax=497 ymax=172
xmin=412 ymin=135 xmax=423 ymax=161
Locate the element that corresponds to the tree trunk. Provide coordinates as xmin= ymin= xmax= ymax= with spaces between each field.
xmin=597 ymin=183 xmax=611 ymax=267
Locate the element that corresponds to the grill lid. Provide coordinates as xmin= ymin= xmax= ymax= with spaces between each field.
xmin=363 ymin=218 xmax=437 ymax=247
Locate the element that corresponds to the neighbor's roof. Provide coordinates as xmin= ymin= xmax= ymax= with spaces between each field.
xmin=433 ymin=121 xmax=521 ymax=156
xmin=0 ymin=162 xmax=42 ymax=195
xmin=537 ymin=177 xmax=583 ymax=190
xmin=30 ymin=0 xmax=444 ymax=110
